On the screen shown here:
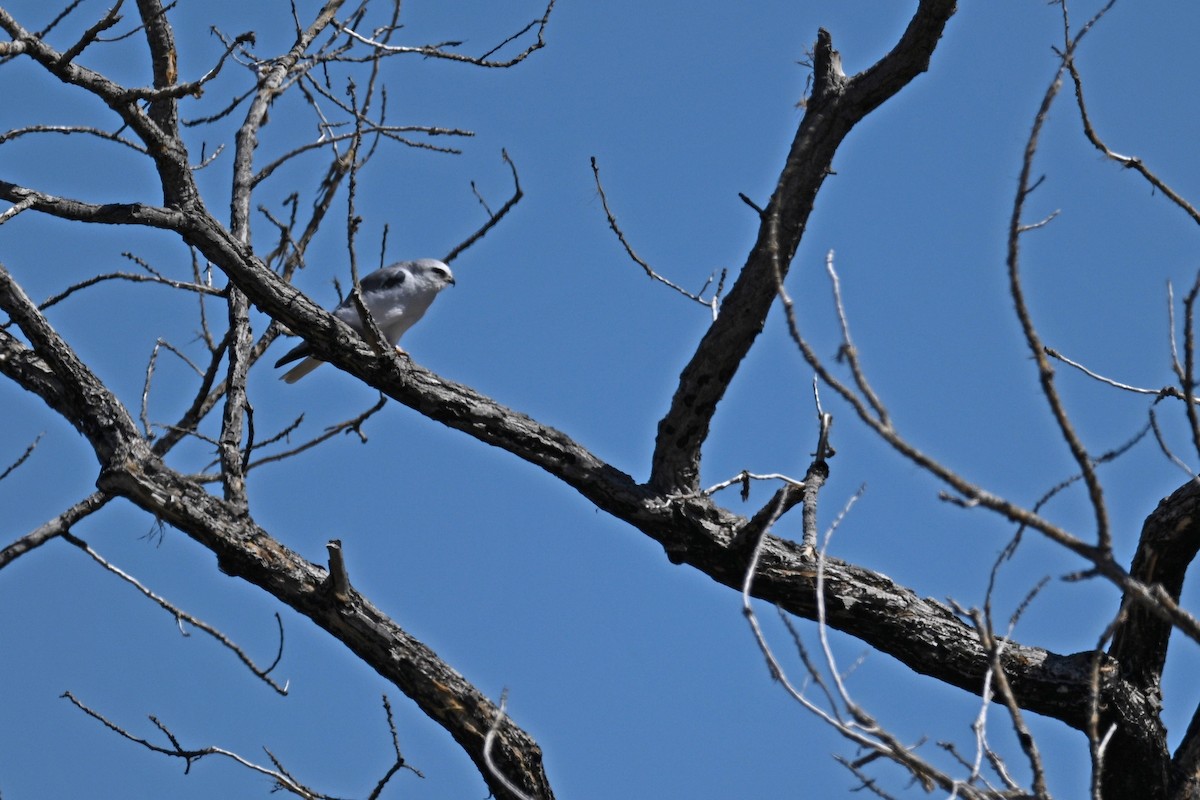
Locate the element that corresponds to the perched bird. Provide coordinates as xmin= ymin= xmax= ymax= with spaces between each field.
xmin=275 ymin=258 xmax=455 ymax=383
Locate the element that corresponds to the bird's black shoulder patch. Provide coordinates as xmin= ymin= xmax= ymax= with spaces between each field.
xmin=361 ymin=267 xmax=407 ymax=293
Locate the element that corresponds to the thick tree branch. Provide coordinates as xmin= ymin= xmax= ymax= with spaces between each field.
xmin=131 ymin=0 xmax=195 ymax=207
xmin=1102 ymin=476 xmax=1200 ymax=800
xmin=1111 ymin=480 xmax=1200 ymax=693
xmin=94 ymin=456 xmax=554 ymax=800
xmin=231 ymin=0 xmax=347 ymax=241
xmin=0 ymin=180 xmax=185 ymax=228
xmin=0 ymin=7 xmax=192 ymax=206
xmin=6 ymin=209 xmax=1153 ymax=752
xmin=8 ymin=5 xmax=1189 ymax=799
xmin=10 ymin=178 xmax=1168 ymax=760
xmin=1174 ymin=702 xmax=1200 ymax=800
xmin=0 ymin=259 xmax=554 ymax=800
xmin=217 ymin=289 xmax=252 ymax=513
xmin=0 ymin=263 xmax=143 ymax=462
xmin=649 ymin=0 xmax=957 ymax=493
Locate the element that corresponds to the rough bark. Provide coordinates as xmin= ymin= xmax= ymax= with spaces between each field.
xmin=650 ymin=2 xmax=957 ymax=494
xmin=5 ymin=2 xmax=1195 ymax=799
xmin=1111 ymin=480 xmax=1200 ymax=800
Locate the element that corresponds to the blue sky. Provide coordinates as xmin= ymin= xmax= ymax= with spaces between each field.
xmin=3 ymin=1 xmax=1200 ymax=797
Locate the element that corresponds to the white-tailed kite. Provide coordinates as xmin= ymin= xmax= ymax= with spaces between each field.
xmin=275 ymin=258 xmax=455 ymax=383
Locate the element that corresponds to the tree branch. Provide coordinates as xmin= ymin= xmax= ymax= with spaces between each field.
xmin=649 ymin=1 xmax=957 ymax=493
xmin=0 ymin=248 xmax=555 ymax=799
xmin=1111 ymin=480 xmax=1200 ymax=693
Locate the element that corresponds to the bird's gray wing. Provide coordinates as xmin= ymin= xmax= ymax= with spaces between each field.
xmin=331 ymin=265 xmax=410 ymax=324
xmin=355 ymin=265 xmax=408 ymax=297
xmin=277 ymin=263 xmax=424 ymax=381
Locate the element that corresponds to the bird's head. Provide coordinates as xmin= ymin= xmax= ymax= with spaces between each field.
xmin=410 ymin=258 xmax=455 ymax=290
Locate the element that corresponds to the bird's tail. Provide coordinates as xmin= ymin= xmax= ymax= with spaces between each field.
xmin=280 ymin=357 xmax=323 ymax=383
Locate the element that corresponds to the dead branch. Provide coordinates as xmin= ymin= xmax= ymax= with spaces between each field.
xmin=61 ymin=692 xmax=342 ymax=799
xmin=334 ymin=0 xmax=556 ymax=68
xmin=823 ymin=251 xmax=888 ymax=426
xmin=247 ymin=395 xmax=387 ymax=469
xmin=0 ymin=432 xmax=41 ymax=481
xmin=367 ymin=695 xmax=424 ymax=799
xmin=1045 ymin=345 xmax=1195 ymax=401
xmin=62 ymin=531 xmax=289 ymax=693
xmin=54 ymin=0 xmax=124 ymax=67
xmin=325 ymin=539 xmax=351 ymax=603
xmin=963 ymin=604 xmax=1050 ymax=799
xmin=650 ymin=6 xmax=956 ymax=493
xmin=0 ymin=491 xmax=111 ymax=570
xmin=591 ymin=156 xmax=726 ymax=319
xmin=443 ymin=149 xmax=524 ymax=264
xmin=483 ymin=691 xmax=536 ymax=800
xmin=1061 ymin=3 xmax=1200 ymax=227
xmin=740 ymin=485 xmax=1002 ymax=797
xmin=1005 ymin=31 xmax=1110 ymax=553
xmin=0 ymin=123 xmax=147 ymax=154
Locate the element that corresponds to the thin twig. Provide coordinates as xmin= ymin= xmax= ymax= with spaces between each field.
xmin=1148 ymin=408 xmax=1196 ymax=479
xmin=482 ymin=691 xmax=535 ymax=800
xmin=443 ymin=149 xmax=524 ymax=264
xmin=1005 ymin=35 xmax=1111 ymax=553
xmin=963 ymin=602 xmax=1050 ymax=798
xmin=33 ymin=271 xmax=223 ymax=318
xmin=1087 ymin=603 xmax=1127 ymax=800
xmin=701 ymin=470 xmax=805 ymax=498
xmin=1179 ymin=272 xmax=1200 ymax=466
xmin=335 ymin=0 xmax=555 ymax=69
xmin=62 ymin=532 xmax=289 ymax=694
xmin=824 ymin=251 xmax=888 ymax=426
xmin=1062 ymin=1 xmax=1200 ymax=227
xmin=0 ymin=124 xmax=147 ymax=154
xmin=366 ymin=695 xmax=424 ymax=799
xmin=591 ymin=156 xmax=725 ymax=319
xmin=0 ymin=492 xmax=111 ymax=570
xmin=1046 ymin=345 xmax=1194 ymax=401
xmin=990 ymin=420 xmax=1152 ymax=582
xmin=54 ymin=0 xmax=124 ymax=66
xmin=741 ymin=485 xmax=975 ymax=795
xmin=248 ymin=395 xmax=387 ymax=470
xmin=61 ymin=693 xmax=330 ymax=798
xmin=0 ymin=432 xmax=41 ymax=480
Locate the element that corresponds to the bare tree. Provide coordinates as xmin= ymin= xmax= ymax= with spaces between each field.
xmin=2 ymin=1 xmax=1199 ymax=798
